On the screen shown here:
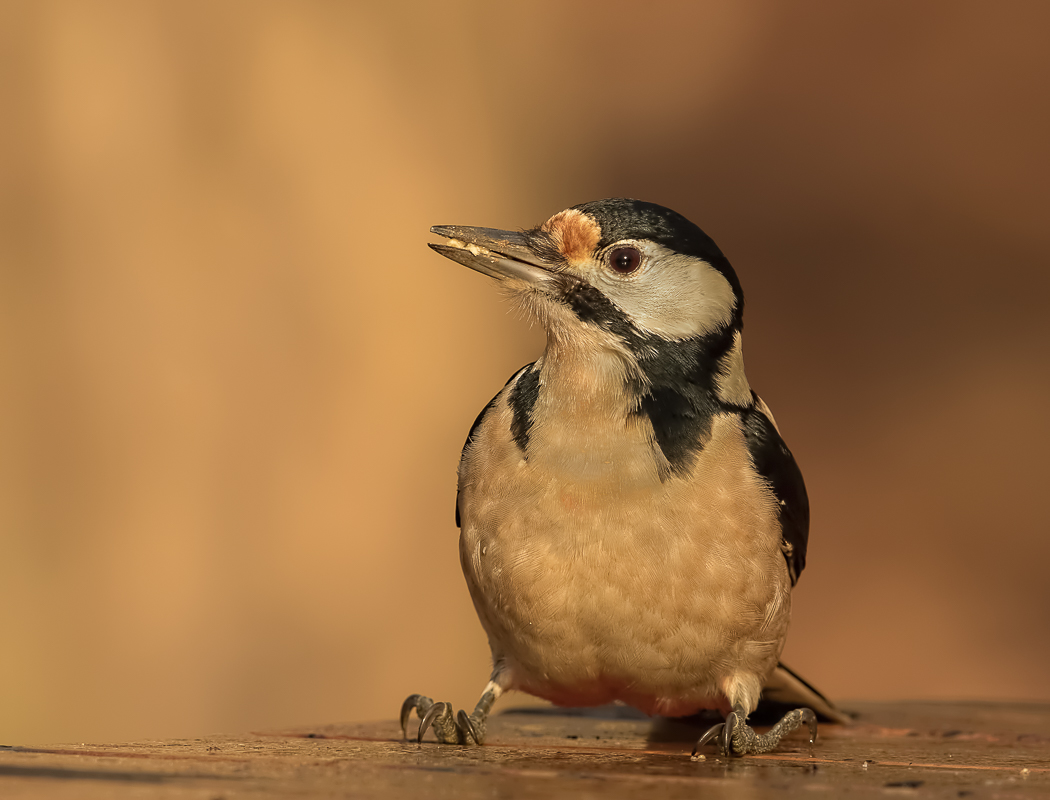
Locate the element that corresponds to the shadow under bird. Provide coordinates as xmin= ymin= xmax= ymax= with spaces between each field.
xmin=401 ymin=198 xmax=846 ymax=757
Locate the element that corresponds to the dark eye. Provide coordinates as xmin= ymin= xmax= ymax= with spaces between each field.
xmin=608 ymin=246 xmax=641 ymax=275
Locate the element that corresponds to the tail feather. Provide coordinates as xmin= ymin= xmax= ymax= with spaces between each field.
xmin=761 ymin=663 xmax=852 ymax=724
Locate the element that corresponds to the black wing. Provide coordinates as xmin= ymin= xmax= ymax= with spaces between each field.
xmin=455 ymin=364 xmax=535 ymax=528
xmin=740 ymin=395 xmax=810 ymax=584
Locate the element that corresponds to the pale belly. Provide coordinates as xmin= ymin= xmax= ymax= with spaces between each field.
xmin=457 ymin=413 xmax=791 ymax=717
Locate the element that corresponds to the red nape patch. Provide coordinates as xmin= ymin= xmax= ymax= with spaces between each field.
xmin=541 ymin=209 xmax=601 ymax=264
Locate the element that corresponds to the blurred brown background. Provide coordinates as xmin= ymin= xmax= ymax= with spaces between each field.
xmin=1 ymin=0 xmax=1048 ymax=745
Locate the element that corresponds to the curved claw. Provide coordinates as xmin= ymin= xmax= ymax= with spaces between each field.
xmin=802 ymin=707 xmax=818 ymax=744
xmin=457 ymin=710 xmax=481 ymax=745
xmin=691 ymin=722 xmax=725 ymax=759
xmin=400 ymin=694 xmax=424 ymax=739
xmin=722 ymin=710 xmax=741 ymax=756
xmin=418 ymin=701 xmax=449 ymax=744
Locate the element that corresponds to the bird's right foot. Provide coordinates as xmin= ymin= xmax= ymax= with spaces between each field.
xmin=399 ymin=693 xmax=488 ymax=745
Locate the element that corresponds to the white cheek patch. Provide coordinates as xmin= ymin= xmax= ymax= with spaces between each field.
xmin=596 ymin=245 xmax=737 ymax=340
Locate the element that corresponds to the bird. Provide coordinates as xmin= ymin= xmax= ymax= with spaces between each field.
xmin=400 ymin=198 xmax=845 ymax=757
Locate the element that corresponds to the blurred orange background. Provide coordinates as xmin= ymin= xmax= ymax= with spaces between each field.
xmin=1 ymin=1 xmax=1048 ymax=745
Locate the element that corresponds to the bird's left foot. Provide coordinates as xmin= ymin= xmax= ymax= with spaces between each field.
xmin=691 ymin=706 xmax=817 ymax=759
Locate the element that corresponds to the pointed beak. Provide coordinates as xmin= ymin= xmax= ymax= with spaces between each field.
xmin=428 ymin=225 xmax=553 ymax=285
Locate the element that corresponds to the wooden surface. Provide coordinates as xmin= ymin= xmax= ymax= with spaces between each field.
xmin=1 ymin=702 xmax=1048 ymax=798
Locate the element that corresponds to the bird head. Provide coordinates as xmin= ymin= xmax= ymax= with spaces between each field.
xmin=430 ymin=198 xmax=743 ymax=347
xmin=430 ymin=199 xmax=754 ymax=418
